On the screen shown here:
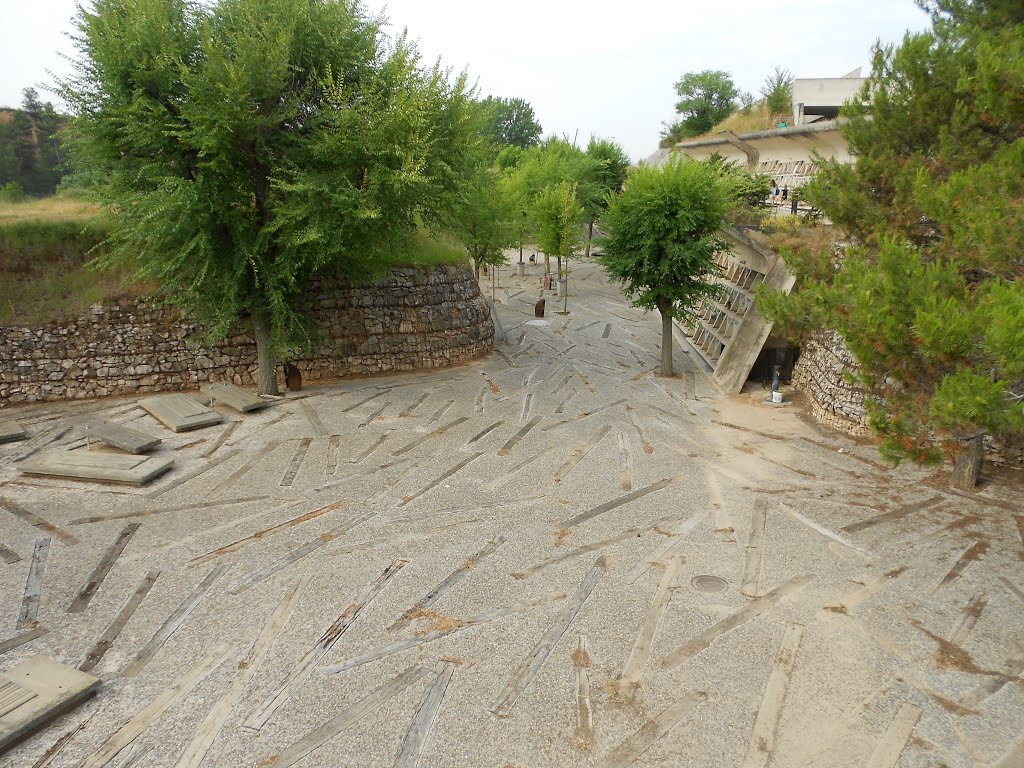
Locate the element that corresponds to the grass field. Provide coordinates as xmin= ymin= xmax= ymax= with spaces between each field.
xmin=0 ymin=198 xmax=469 ymax=326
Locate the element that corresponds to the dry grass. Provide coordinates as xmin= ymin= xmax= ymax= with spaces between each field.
xmin=693 ymin=103 xmax=790 ymax=140
xmin=0 ymin=197 xmax=103 ymax=224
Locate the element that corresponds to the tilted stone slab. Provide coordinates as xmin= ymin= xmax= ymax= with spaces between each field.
xmin=0 ymin=656 xmax=100 ymax=753
xmin=19 ymin=450 xmax=173 ymax=486
xmin=200 ymin=383 xmax=270 ymax=413
xmin=81 ymin=421 xmax=161 ymax=454
xmin=139 ymin=394 xmax=222 ymax=432
xmin=0 ymin=422 xmax=27 ymax=445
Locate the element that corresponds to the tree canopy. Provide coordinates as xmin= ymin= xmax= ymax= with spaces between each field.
xmin=597 ymin=158 xmax=733 ymax=376
xmin=671 ymin=70 xmax=739 ymax=139
xmin=0 ymin=89 xmax=65 ymax=196
xmin=479 ymin=96 xmax=542 ymax=150
xmin=60 ymin=0 xmax=479 ymax=394
xmin=759 ymin=0 xmax=1024 ymax=484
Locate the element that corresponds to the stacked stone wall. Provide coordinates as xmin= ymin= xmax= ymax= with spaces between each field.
xmin=792 ymin=328 xmax=1023 ymax=467
xmin=0 ymin=265 xmax=492 ymax=407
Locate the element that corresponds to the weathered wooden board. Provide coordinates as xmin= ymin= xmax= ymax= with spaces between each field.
xmin=68 ymin=523 xmax=141 ymax=613
xmin=200 ymin=383 xmax=270 ymax=413
xmin=81 ymin=422 xmax=160 ymax=454
xmin=0 ymin=656 xmax=100 ymax=753
xmin=19 ymin=451 xmax=173 ymax=487
xmin=0 ymin=422 xmax=27 ymax=445
xmin=139 ymin=395 xmax=222 ymax=433
xmin=18 ymin=538 xmax=50 ymax=630
xmin=81 ymin=570 xmax=159 ymax=673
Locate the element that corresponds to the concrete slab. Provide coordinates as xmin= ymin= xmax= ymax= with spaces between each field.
xmin=139 ymin=394 xmax=222 ymax=432
xmin=0 ymin=656 xmax=100 ymax=752
xmin=19 ymin=451 xmax=174 ymax=486
xmin=0 ymin=421 xmax=27 ymax=445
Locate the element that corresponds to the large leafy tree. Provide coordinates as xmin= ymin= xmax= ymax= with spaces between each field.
xmin=533 ymin=181 xmax=584 ymax=311
xmin=760 ymin=0 xmax=1024 ymax=486
xmin=480 ymin=96 xmax=542 ymax=150
xmin=597 ymin=159 xmax=732 ymax=377
xmin=60 ymin=0 xmax=477 ymax=394
xmin=582 ymin=137 xmax=630 ymax=258
xmin=672 ymin=70 xmax=739 ymax=138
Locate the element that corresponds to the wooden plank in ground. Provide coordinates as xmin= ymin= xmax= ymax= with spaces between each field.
xmin=18 ymin=538 xmax=50 ymax=630
xmin=395 ymin=662 xmax=456 ymax=768
xmin=121 ymin=564 xmax=228 ymax=678
xmin=68 ymin=523 xmax=141 ymax=613
xmin=80 ymin=422 xmax=160 ymax=454
xmin=19 ymin=451 xmax=173 ymax=487
xmin=740 ymin=500 xmax=767 ymax=598
xmin=80 ymin=570 xmax=159 ymax=673
xmin=268 ymin=665 xmax=432 ymax=768
xmin=188 ymin=501 xmax=342 ymax=568
xmin=594 ymin=690 xmax=707 ymax=768
xmin=0 ymin=496 xmax=79 ymax=546
xmin=321 ymin=592 xmax=566 ymax=676
xmin=490 ymin=556 xmax=608 ymax=717
xmin=616 ymin=557 xmax=684 ymax=695
xmin=0 ymin=422 xmax=28 ymax=445
xmin=28 ymin=714 xmax=92 ymax=768
xmin=0 ymin=656 xmax=100 ymax=753
xmin=0 ymin=544 xmax=19 ymax=565
xmin=242 ymin=560 xmax=407 ymax=733
xmin=389 ymin=537 xmax=507 ymax=632
xmin=209 ymin=439 xmax=282 ymax=496
xmin=79 ymin=644 xmax=230 ymax=768
xmin=0 ymin=628 xmax=48 ymax=657
xmin=200 ymin=382 xmax=270 ymax=413
xmin=176 ymin=579 xmax=307 ymax=768
xmin=572 ymin=637 xmax=594 ymax=750
xmin=864 ymin=702 xmax=922 ymax=768
xmin=741 ymin=623 xmax=804 ymax=768
xmin=139 ymin=394 xmax=223 ymax=433
xmin=559 ymin=476 xmax=680 ymax=529
xmin=144 ymin=448 xmax=240 ymax=499
xmin=661 ymin=574 xmax=815 ymax=670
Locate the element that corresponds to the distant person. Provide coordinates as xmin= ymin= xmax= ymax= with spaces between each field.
xmin=770 ymin=178 xmax=780 ymax=205
xmin=781 ymin=186 xmax=788 ymax=202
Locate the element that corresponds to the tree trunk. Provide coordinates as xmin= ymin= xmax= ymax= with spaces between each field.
xmin=585 ymin=221 xmax=594 ymax=259
xmin=252 ymin=309 xmax=279 ymax=396
xmin=658 ymin=300 xmax=673 ymax=377
xmin=950 ymin=435 xmax=983 ymax=490
xmin=544 ymin=253 xmax=550 ymax=276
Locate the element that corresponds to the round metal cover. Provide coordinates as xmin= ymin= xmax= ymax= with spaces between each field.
xmin=691 ymin=575 xmax=728 ymax=593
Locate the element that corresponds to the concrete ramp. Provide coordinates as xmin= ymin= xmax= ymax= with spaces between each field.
xmin=0 ymin=656 xmax=100 ymax=753
xmin=0 ymin=422 xmax=27 ymax=445
xmin=140 ymin=395 xmax=222 ymax=432
xmin=81 ymin=421 xmax=161 ymax=454
xmin=20 ymin=450 xmax=173 ymax=486
xmin=200 ymin=383 xmax=270 ymax=413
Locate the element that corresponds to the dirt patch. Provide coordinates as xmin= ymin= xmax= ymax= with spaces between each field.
xmin=571 ymin=645 xmax=592 ymax=669
xmin=553 ymin=528 xmax=573 ymax=548
xmin=407 ymin=607 xmax=464 ymax=636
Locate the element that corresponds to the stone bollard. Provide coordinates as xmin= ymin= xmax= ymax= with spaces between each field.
xmin=517 ymin=263 xmax=525 ymax=278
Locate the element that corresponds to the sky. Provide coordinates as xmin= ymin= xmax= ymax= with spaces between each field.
xmin=0 ymin=0 xmax=931 ymax=162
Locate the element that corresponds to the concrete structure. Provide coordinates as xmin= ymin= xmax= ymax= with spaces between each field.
xmin=672 ymin=120 xmax=850 ymax=193
xmin=792 ymin=69 xmax=866 ymax=126
xmin=682 ymin=227 xmax=796 ymax=394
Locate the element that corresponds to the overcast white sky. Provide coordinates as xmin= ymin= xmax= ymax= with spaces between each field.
xmin=1 ymin=0 xmax=930 ymax=162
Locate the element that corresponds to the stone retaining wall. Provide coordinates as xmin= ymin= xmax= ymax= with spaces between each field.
xmin=0 ymin=265 xmax=492 ymax=407
xmin=792 ymin=328 xmax=1023 ymax=466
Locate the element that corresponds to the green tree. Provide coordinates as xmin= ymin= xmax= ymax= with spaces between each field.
xmin=761 ymin=0 xmax=1024 ymax=485
xmin=582 ymin=137 xmax=630 ymax=258
xmin=672 ymin=70 xmax=739 ymax=138
xmin=597 ymin=159 xmax=732 ymax=376
xmin=760 ymin=67 xmax=793 ymax=116
xmin=533 ymin=181 xmax=584 ymax=312
xmin=60 ymin=0 xmax=477 ymax=394
xmin=0 ymin=89 xmax=65 ymax=196
xmin=480 ymin=96 xmax=542 ymax=149
xmin=659 ymin=120 xmax=688 ymax=148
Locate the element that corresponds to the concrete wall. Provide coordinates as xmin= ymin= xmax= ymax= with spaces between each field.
xmin=792 ymin=77 xmax=866 ymax=125
xmin=0 ymin=265 xmax=493 ymax=408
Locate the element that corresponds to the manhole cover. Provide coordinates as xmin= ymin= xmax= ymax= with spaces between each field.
xmin=691 ymin=575 xmax=728 ymax=593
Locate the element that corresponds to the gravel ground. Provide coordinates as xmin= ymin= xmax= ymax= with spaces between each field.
xmin=0 ymin=257 xmax=1021 ymax=768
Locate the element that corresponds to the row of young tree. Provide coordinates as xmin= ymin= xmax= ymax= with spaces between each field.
xmin=56 ymin=0 xmax=641 ymax=394
xmin=659 ymin=67 xmax=794 ymax=147
xmin=756 ymin=0 xmax=1024 ymax=487
xmin=0 ymin=89 xmax=65 ymax=198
